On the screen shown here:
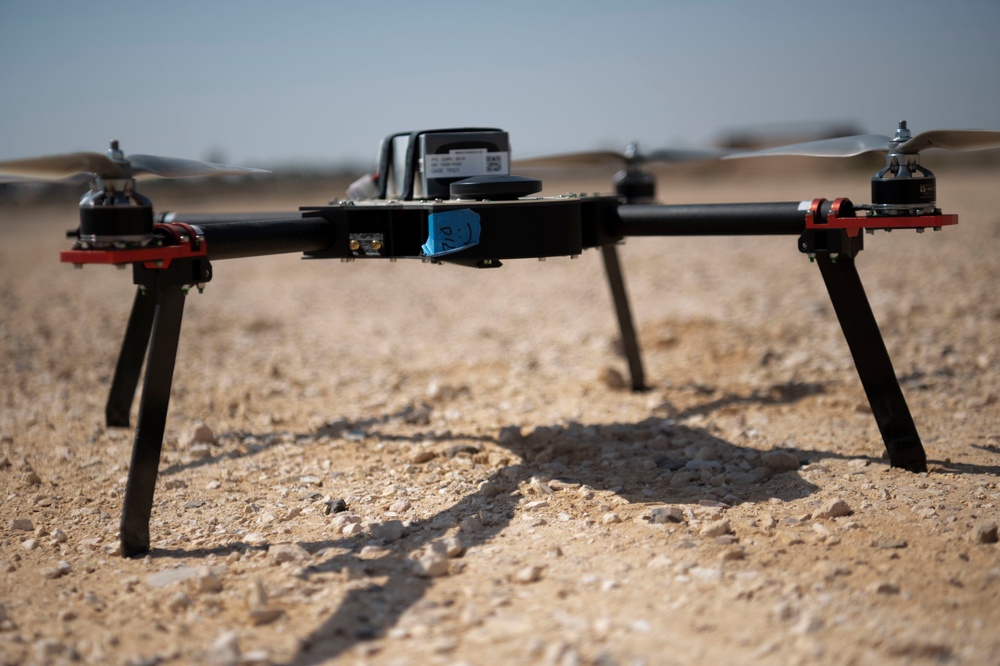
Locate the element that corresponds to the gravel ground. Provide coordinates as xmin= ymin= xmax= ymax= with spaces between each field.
xmin=1 ymin=165 xmax=999 ymax=665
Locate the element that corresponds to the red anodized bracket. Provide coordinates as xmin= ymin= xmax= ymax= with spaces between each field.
xmin=60 ymin=223 xmax=208 ymax=269
xmin=804 ymin=198 xmax=958 ymax=238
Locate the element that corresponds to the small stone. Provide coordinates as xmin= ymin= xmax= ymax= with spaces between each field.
xmin=42 ymin=560 xmax=71 ymax=579
xmin=10 ymin=518 xmax=34 ymax=531
xmin=197 ymin=566 xmax=224 ymax=593
xmin=21 ymin=538 xmax=39 ymax=551
xmin=331 ymin=512 xmax=361 ymax=529
xmin=762 ymin=451 xmax=801 ymax=472
xmin=497 ymin=426 xmax=522 ymax=446
xmin=268 ymin=543 xmax=311 ymax=565
xmin=249 ymin=607 xmax=283 ymax=626
xmin=167 ymin=591 xmax=191 ymax=612
xmin=974 ymin=521 xmax=998 ymax=544
xmin=206 ymin=480 xmax=222 ymax=490
xmin=22 ymin=471 xmax=42 ymax=485
xmin=648 ymin=506 xmax=684 ymax=524
xmin=872 ymin=581 xmax=900 ymax=595
xmin=50 ymin=529 xmax=68 ymax=544
xmin=412 ymin=450 xmax=436 ymax=464
xmin=602 ymin=512 xmax=623 ymax=525
xmin=600 ymin=366 xmax=628 ymax=390
xmin=184 ymin=423 xmax=216 ymax=447
xmin=325 ymin=498 xmax=348 ymax=514
xmin=459 ymin=515 xmax=483 ymax=532
xmin=413 ymin=549 xmax=450 ymax=578
xmin=188 ymin=443 xmax=213 ymax=460
xmin=529 ymin=477 xmax=555 ymax=495
xmin=388 ymin=498 xmax=411 ymax=514
xmin=875 ymin=539 xmax=908 ymax=550
xmin=440 ymin=536 xmax=466 ymax=558
xmin=205 ymin=631 xmax=240 ymax=666
xmin=243 ymin=532 xmax=268 ymax=547
xmin=370 ymin=520 xmax=405 ymax=542
xmin=247 ymin=580 xmax=283 ymax=626
xmin=342 ymin=522 xmax=364 ymax=537
xmin=513 ymin=565 xmax=544 ymax=584
xmin=814 ymin=498 xmax=852 ymax=520
xmin=700 ymin=518 xmax=733 ymax=538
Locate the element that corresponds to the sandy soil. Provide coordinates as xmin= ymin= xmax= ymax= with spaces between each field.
xmin=1 ymin=165 xmax=998 ymax=665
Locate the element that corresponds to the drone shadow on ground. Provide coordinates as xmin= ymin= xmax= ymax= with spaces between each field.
xmin=145 ymin=380 xmax=999 ymax=664
xmin=270 ymin=384 xmax=851 ymax=664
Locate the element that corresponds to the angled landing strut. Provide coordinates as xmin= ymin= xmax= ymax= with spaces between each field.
xmin=815 ymin=253 xmax=925 ymax=471
xmin=118 ymin=259 xmax=207 ymax=557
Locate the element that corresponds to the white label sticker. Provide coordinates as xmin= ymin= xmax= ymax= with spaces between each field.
xmin=424 ymin=149 xmax=509 ymax=179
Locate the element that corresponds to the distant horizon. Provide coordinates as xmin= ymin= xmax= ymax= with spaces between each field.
xmin=2 ymin=1 xmax=998 ymax=170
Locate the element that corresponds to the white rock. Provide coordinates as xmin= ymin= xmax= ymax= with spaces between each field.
xmin=513 ymin=565 xmax=544 ymax=584
xmin=814 ymin=498 xmax=852 ymax=520
xmin=389 ymin=498 xmax=412 ymax=514
xmin=243 ymin=533 xmax=268 ymax=547
xmin=331 ymin=512 xmax=361 ymax=529
xmin=413 ymin=549 xmax=450 ymax=577
xmin=700 ymin=518 xmax=733 ymax=538
xmin=342 ymin=522 xmax=364 ymax=537
xmin=440 ymin=536 xmax=466 ymax=558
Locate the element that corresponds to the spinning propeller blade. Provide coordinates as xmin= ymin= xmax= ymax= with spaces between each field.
xmin=127 ymin=154 xmax=268 ymax=180
xmin=515 ymin=143 xmax=725 ymax=169
xmin=896 ymin=130 xmax=1000 ymax=154
xmin=0 ymin=142 xmax=267 ymax=183
xmin=0 ymin=153 xmax=127 ymax=181
xmin=725 ymin=123 xmax=1000 ymax=159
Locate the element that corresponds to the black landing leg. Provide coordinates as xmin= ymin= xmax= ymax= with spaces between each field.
xmin=600 ymin=244 xmax=647 ymax=391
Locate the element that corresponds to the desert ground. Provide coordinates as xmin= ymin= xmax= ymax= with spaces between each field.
xmin=1 ymin=162 xmax=998 ymax=665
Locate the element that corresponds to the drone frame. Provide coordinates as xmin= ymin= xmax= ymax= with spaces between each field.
xmin=48 ymin=128 xmax=964 ymax=557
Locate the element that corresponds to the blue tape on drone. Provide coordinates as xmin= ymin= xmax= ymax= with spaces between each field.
xmin=421 ymin=208 xmax=481 ymax=258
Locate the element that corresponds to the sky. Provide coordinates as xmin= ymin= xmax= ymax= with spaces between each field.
xmin=1 ymin=0 xmax=998 ymax=170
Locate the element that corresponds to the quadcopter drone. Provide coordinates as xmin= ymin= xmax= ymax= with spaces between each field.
xmin=2 ymin=122 xmax=999 ymax=557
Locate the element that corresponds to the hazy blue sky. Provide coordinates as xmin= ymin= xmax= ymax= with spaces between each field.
xmin=1 ymin=0 xmax=997 ymax=169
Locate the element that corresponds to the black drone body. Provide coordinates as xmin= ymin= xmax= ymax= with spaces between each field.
xmin=2 ymin=122 xmax=998 ymax=557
